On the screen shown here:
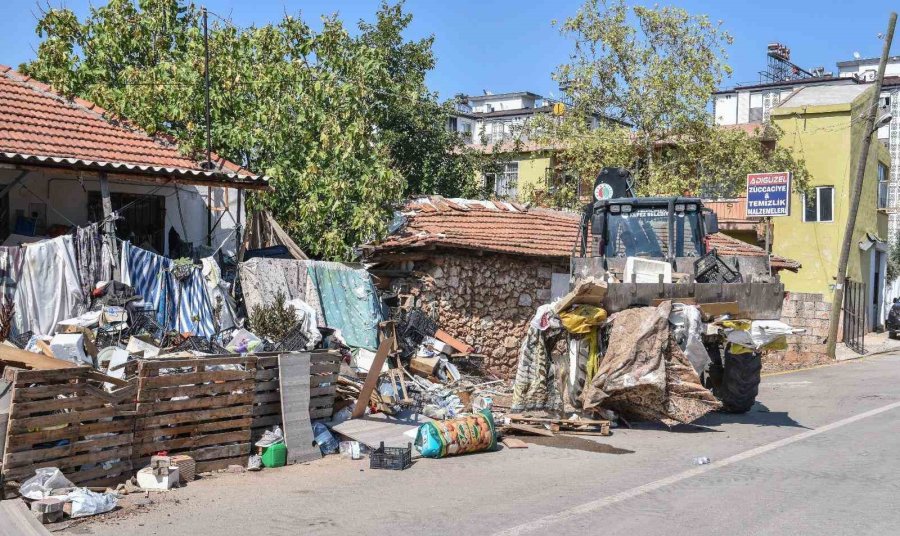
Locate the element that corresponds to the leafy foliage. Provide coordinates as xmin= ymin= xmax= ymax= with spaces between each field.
xmin=529 ymin=0 xmax=809 ymax=206
xmin=248 ymin=292 xmax=296 ymax=341
xmin=22 ymin=0 xmax=478 ymax=259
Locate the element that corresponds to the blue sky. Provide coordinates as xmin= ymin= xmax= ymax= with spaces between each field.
xmin=0 ymin=0 xmax=897 ymax=99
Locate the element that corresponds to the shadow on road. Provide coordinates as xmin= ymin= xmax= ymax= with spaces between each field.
xmin=623 ymin=402 xmax=809 ymax=433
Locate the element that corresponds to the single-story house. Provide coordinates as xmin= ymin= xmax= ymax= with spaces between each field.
xmin=0 ymin=64 xmax=268 ymax=257
xmin=363 ymin=196 xmax=800 ymax=378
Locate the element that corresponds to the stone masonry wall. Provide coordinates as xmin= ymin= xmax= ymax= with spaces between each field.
xmin=392 ymin=251 xmax=567 ymax=379
xmin=764 ymin=292 xmax=836 ymax=371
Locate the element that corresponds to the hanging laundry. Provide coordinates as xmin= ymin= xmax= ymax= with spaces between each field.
xmin=14 ymin=236 xmax=85 ymax=336
xmin=0 ymin=246 xmax=24 ymax=304
xmin=74 ymin=223 xmax=113 ymax=299
xmin=308 ymin=261 xmax=383 ymax=351
xmin=120 ymin=241 xmax=174 ymax=330
xmin=201 ymin=257 xmax=236 ymax=331
xmin=174 ymin=267 xmax=217 ymax=337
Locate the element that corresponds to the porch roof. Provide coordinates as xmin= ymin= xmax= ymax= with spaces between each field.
xmin=0 ymin=65 xmax=269 ymax=190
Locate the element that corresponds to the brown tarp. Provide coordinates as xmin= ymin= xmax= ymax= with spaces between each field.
xmin=581 ymin=302 xmax=721 ymax=425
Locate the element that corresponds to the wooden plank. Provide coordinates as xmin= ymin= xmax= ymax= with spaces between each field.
xmin=252 ymin=402 xmax=281 ymax=417
xmin=139 ymin=380 xmax=254 ymax=402
xmin=134 ymin=430 xmax=249 ymax=456
xmin=253 ymin=391 xmax=281 ymax=404
xmin=309 ymin=385 xmax=336 ymax=397
xmin=4 ymin=446 xmax=132 ymax=477
xmin=308 ymin=374 xmax=338 ymax=386
xmin=249 ymin=415 xmax=282 ymax=430
xmin=254 ymin=379 xmax=280 ymax=392
xmin=11 ymin=395 xmax=112 ymax=416
xmin=187 ymin=443 xmax=250 ymax=462
xmin=4 ymin=433 xmax=133 ymax=467
xmin=502 ymin=437 xmax=528 ymax=449
xmin=8 ymin=406 xmax=123 ymax=433
xmin=255 ymin=369 xmax=279 ymax=381
xmin=136 ymin=406 xmax=250 ymax=428
xmin=11 ymin=383 xmax=88 ymax=401
xmin=139 ymin=356 xmax=257 ymax=370
xmin=137 ymin=392 xmax=254 ymax=414
xmin=351 ymin=337 xmax=393 ymax=419
xmin=139 ymin=370 xmax=253 ymax=388
xmin=278 ymin=352 xmax=321 ymax=464
xmin=0 ymin=498 xmax=53 ymax=536
xmin=134 ymin=417 xmax=252 ymax=442
xmin=6 ymin=420 xmax=134 ymax=450
xmin=0 ymin=345 xmax=78 ymax=371
xmin=309 ymin=407 xmax=333 ymax=419
xmin=12 ymin=367 xmax=88 ymax=384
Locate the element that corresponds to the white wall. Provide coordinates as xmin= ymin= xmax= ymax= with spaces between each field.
xmin=838 ymin=60 xmax=900 ymax=79
xmin=736 ymin=90 xmax=751 ymax=124
xmin=714 ymin=94 xmax=738 ymax=125
xmin=0 ymin=168 xmax=244 ymax=257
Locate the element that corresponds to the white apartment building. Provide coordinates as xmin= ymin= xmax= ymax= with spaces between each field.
xmin=448 ymin=91 xmax=551 ymax=145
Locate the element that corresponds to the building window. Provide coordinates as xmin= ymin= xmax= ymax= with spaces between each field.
xmin=749 ymin=92 xmax=763 ymax=123
xmin=803 ymin=186 xmax=834 ymax=223
xmin=447 ymin=116 xmax=458 ymax=132
xmin=878 ymin=162 xmax=889 ymax=209
xmin=484 ymin=162 xmax=518 ymax=199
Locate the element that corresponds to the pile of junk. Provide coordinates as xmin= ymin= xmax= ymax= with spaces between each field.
xmin=510 ymin=275 xmax=804 ymax=430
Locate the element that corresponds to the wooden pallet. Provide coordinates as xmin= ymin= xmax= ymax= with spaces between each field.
xmin=1 ymin=366 xmax=136 ymax=487
xmin=507 ymin=415 xmax=611 ymax=436
xmin=134 ymin=356 xmax=257 ymax=473
xmin=251 ymin=351 xmax=339 ymax=442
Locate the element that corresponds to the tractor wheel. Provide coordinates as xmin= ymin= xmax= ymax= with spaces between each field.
xmin=716 ymin=347 xmax=762 ymax=413
xmin=703 ymin=343 xmax=724 ymax=391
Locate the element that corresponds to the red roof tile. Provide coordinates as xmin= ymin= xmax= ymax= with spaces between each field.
xmin=0 ymin=65 xmax=266 ymax=187
xmin=368 ymin=196 xmax=800 ymax=271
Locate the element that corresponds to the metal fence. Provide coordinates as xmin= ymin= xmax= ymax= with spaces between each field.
xmin=843 ymin=279 xmax=866 ymax=354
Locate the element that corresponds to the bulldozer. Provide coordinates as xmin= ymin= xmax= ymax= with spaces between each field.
xmin=571 ymin=168 xmax=787 ymax=412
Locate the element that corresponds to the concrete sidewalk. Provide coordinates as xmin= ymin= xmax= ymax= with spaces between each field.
xmin=836 ymin=330 xmax=900 ymax=361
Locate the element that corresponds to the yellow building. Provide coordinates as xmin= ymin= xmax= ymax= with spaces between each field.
xmin=770 ymin=85 xmax=890 ymax=327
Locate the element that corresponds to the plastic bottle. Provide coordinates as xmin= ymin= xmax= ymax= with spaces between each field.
xmin=313 ymin=422 xmax=339 ymax=454
xmin=693 ymin=456 xmax=711 ymax=465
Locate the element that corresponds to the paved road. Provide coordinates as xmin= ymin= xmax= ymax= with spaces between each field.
xmin=69 ymin=354 xmax=900 ymax=536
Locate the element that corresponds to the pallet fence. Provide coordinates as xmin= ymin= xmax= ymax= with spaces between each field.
xmin=1 ymin=367 xmax=136 ymax=487
xmin=2 ymin=350 xmax=339 ymax=486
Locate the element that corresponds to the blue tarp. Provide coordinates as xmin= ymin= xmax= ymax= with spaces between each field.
xmin=308 ymin=262 xmax=383 ymax=350
xmin=122 ymin=242 xmax=217 ymax=337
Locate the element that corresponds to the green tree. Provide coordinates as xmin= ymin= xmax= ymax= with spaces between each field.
xmin=530 ymin=0 xmax=809 ymax=206
xmin=22 ymin=0 xmax=475 ymax=259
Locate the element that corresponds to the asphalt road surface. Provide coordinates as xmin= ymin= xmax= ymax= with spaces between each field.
xmin=68 ymin=353 xmax=900 ymax=536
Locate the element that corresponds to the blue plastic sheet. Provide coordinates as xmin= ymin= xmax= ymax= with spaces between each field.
xmin=122 ymin=242 xmax=217 ymax=337
xmin=308 ymin=262 xmax=382 ymax=350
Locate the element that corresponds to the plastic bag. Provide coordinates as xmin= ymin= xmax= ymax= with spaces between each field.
xmin=225 ymin=329 xmax=263 ymax=354
xmin=559 ymin=305 xmax=607 ymax=335
xmin=66 ymin=488 xmax=118 ymax=518
xmin=414 ymin=409 xmax=497 ymax=458
xmin=725 ymin=320 xmax=797 ymax=351
xmin=20 ymin=467 xmax=74 ymax=500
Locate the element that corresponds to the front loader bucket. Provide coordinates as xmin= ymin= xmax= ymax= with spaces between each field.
xmin=601 ymin=281 xmax=785 ymax=320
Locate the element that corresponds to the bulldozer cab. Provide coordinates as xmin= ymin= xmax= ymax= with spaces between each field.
xmin=584 ymin=197 xmax=719 ymax=262
xmin=571 ymin=167 xmax=783 ymax=320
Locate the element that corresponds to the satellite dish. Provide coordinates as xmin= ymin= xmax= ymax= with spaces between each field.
xmin=853 ymin=51 xmax=861 ymax=59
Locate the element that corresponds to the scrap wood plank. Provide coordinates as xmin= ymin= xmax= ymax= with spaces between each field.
xmin=434 ymin=329 xmax=474 ymax=354
xmin=278 ymin=352 xmax=321 ymax=464
xmin=0 ymin=345 xmax=77 ymax=371
xmin=508 ymin=415 xmax=610 ymax=436
xmin=501 ymin=437 xmax=528 ymax=449
xmin=0 ymin=499 xmax=52 ymax=536
xmin=351 ymin=337 xmax=393 ymax=419
xmin=501 ymin=423 xmax=554 ymax=437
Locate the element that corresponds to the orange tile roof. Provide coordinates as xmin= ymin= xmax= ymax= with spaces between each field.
xmin=368 ymin=196 xmax=800 ymax=271
xmin=0 ymin=65 xmax=267 ymax=188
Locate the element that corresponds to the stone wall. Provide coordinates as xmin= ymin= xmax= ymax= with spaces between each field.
xmin=389 ymin=251 xmax=567 ymax=378
xmin=764 ymin=292 xmax=835 ymax=371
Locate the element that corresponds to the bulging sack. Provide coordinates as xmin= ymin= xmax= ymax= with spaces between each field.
xmin=414 ymin=409 xmax=497 ymax=458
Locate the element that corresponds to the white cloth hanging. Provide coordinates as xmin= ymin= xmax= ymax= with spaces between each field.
xmin=14 ymin=236 xmax=86 ymax=336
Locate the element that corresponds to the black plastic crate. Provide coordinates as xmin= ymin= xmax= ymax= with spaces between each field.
xmin=370 ymin=442 xmax=412 ymax=470
xmin=694 ymin=249 xmax=742 ymax=284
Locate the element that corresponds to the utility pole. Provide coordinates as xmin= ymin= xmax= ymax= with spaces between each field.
xmin=826 ymin=12 xmax=897 ymax=358
xmin=203 ymin=6 xmax=213 ymax=247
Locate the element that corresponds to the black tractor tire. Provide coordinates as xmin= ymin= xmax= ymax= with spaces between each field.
xmin=716 ymin=347 xmax=762 ymax=413
xmin=703 ymin=343 xmax=724 ymax=391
